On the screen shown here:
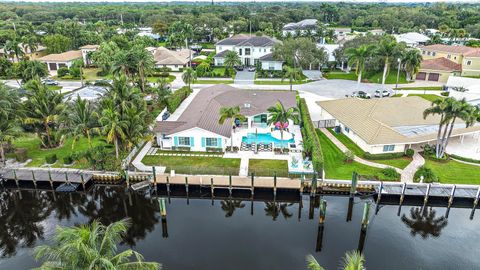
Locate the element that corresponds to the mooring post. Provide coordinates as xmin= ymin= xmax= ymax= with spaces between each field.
xmin=48 ymin=170 xmax=53 ymax=189
xmin=125 ymin=171 xmax=130 ymax=187
xmin=399 ymin=182 xmax=407 ymax=205
xmin=316 ymin=199 xmax=327 ymax=252
xmin=448 ymin=185 xmax=456 ymax=208
xmin=298 ymin=199 xmax=303 ymax=221
xmin=152 ymin=166 xmax=157 ymax=190
xmin=229 ymin=174 xmax=232 ymax=196
xmin=347 ymin=197 xmax=354 ymax=222
xmin=319 ymin=199 xmax=327 ymax=224
xmin=80 ymin=174 xmax=85 ymax=191
xmin=424 ymin=183 xmax=431 ymax=206
xmin=273 ymin=172 xmax=277 ymax=197
xmin=64 ymin=172 xmax=70 ymax=185
xmin=376 ymin=182 xmax=383 ymax=204
xmin=166 ymin=176 xmax=170 ymax=193
xmin=13 ymin=169 xmax=19 ymax=188
xmin=310 ymin=172 xmax=317 ymax=197
xmin=361 ymin=201 xmax=371 ymax=230
xmin=473 ymin=186 xmax=480 ymax=210
xmin=350 ymin=172 xmax=358 ymax=198
xmin=31 ymin=170 xmax=37 ymax=189
xmin=185 ymin=176 xmax=189 ymax=194
xmin=210 ymin=177 xmax=214 ymax=195
xmin=158 ymin=198 xmax=168 ymax=237
xmin=251 ymin=172 xmax=255 ymax=196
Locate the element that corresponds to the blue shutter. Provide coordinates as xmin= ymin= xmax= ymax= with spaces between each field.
xmin=218 ymin=138 xmax=222 ymax=148
xmin=173 ymin=137 xmax=178 ymax=146
xmin=190 ymin=137 xmax=194 ymax=147
xmin=201 ymin=137 xmax=206 ymax=147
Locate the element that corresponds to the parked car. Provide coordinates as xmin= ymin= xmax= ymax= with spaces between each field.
xmin=248 ymin=66 xmax=256 ymax=72
xmin=41 ymin=78 xmax=59 ymax=86
xmin=374 ymin=90 xmax=390 ymax=98
xmin=351 ymin=91 xmax=371 ymax=99
xmin=235 ymin=66 xmax=244 ymax=71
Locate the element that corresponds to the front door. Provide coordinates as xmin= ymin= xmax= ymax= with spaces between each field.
xmin=49 ymin=63 xmax=57 ymax=70
xmin=245 ymin=58 xmax=251 ymax=66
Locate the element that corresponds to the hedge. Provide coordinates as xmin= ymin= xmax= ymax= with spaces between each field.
xmin=299 ymin=98 xmax=324 ymax=173
xmin=166 ymin=86 xmax=192 ymax=113
xmin=363 ymin=152 xmax=406 ymax=160
xmin=449 ymin=154 xmax=480 ymax=164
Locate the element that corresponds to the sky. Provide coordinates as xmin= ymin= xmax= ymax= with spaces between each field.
xmin=2 ymin=0 xmax=480 ymax=3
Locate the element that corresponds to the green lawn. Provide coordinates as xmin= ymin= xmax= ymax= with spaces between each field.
xmin=254 ymin=80 xmax=310 ymax=85
xmin=10 ymin=134 xmax=107 ymax=168
xmin=195 ymin=79 xmax=234 ymax=84
xmin=424 ymin=159 xmax=480 ymax=185
xmin=248 ymin=159 xmax=289 ymax=177
xmin=323 ymin=71 xmax=358 ymax=80
xmin=147 ymin=75 xmax=176 ymax=83
xmin=407 ymin=94 xmax=444 ymax=102
xmin=326 ymin=129 xmax=412 ymax=169
xmin=394 ymin=86 xmax=443 ymax=91
xmin=316 ymin=130 xmax=388 ymax=180
xmin=142 ymin=155 xmax=240 ymax=175
xmin=83 ymin=68 xmax=104 ymax=81
xmin=47 ymin=85 xmax=62 ymax=91
xmin=324 ymin=69 xmax=409 ymax=84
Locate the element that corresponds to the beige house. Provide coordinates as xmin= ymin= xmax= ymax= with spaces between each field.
xmin=420 ymin=44 xmax=480 ymax=77
xmin=39 ymin=50 xmax=83 ymax=73
xmin=417 ymin=57 xmax=462 ymax=83
xmin=317 ymin=97 xmax=480 ymax=154
xmin=463 ymin=50 xmax=480 ymax=77
xmin=150 ymin=47 xmax=193 ymax=71
xmin=0 ymin=44 xmax=47 ymax=62
xmin=79 ymin=44 xmax=99 ymax=66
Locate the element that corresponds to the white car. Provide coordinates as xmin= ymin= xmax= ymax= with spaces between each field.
xmin=374 ymin=90 xmax=390 ymax=98
xmin=41 ymin=78 xmax=59 ymax=86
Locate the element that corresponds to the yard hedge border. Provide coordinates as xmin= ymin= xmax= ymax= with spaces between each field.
xmin=166 ymin=86 xmax=193 ymax=113
xmin=299 ymin=98 xmax=324 ymax=173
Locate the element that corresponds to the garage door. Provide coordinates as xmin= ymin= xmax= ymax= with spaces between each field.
xmin=416 ymin=72 xmax=426 ymax=80
xmin=428 ymin=73 xmax=440 ymax=81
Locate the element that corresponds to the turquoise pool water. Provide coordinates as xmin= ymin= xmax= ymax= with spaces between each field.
xmin=242 ymin=133 xmax=294 ymax=145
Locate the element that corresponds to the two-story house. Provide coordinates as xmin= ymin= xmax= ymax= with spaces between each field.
xmin=214 ymin=35 xmax=281 ymax=69
xmin=419 ymin=44 xmax=480 ymax=78
xmin=282 ymin=19 xmax=318 ymax=37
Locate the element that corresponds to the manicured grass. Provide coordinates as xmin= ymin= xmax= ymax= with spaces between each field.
xmin=326 ymin=129 xmax=412 ymax=169
xmin=424 ymin=158 xmax=480 ymax=185
xmin=407 ymin=94 xmax=444 ymax=102
xmin=156 ymin=150 xmax=223 ymax=156
xmin=142 ymin=155 xmax=241 ymax=175
xmin=10 ymin=134 xmax=107 ymax=168
xmin=47 ymin=85 xmax=62 ymax=91
xmin=324 ymin=69 xmax=409 ymax=84
xmin=254 ymin=80 xmax=310 ymax=85
xmin=248 ymin=159 xmax=289 ymax=177
xmin=394 ymin=86 xmax=443 ymax=91
xmin=147 ymin=75 xmax=176 ymax=83
xmin=323 ymin=71 xmax=358 ymax=80
xmin=195 ymin=79 xmax=234 ymax=84
xmin=316 ymin=130 xmax=387 ymax=180
xmin=83 ymin=68 xmax=104 ymax=81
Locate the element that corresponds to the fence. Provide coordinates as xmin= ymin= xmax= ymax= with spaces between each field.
xmin=316 ymin=119 xmax=336 ymax=128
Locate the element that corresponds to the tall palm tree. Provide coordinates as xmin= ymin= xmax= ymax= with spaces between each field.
xmin=346 ymin=45 xmax=374 ymax=86
xmin=99 ymin=102 xmax=126 ymax=159
xmin=306 ymin=251 xmax=366 ymax=270
xmin=218 ymin=106 xmax=246 ymax=151
xmin=0 ymin=119 xmax=21 ymax=166
xmin=403 ymin=49 xmax=423 ymax=81
xmin=375 ymin=38 xmax=403 ymax=85
xmin=21 ymin=60 xmax=48 ymax=83
xmin=182 ymin=67 xmax=197 ymax=89
xmin=4 ymin=38 xmax=24 ymax=62
xmin=64 ymin=95 xmax=98 ymax=149
xmin=34 ymin=219 xmax=161 ymax=269
xmin=21 ymin=35 xmax=38 ymax=57
xmin=135 ymin=46 xmax=155 ymax=92
xmin=264 ymin=202 xmax=293 ymax=221
xmin=267 ymin=102 xmax=299 ymax=151
xmin=282 ymin=66 xmax=303 ymax=91
xmin=0 ymin=83 xmax=21 ymax=119
xmin=223 ymin=50 xmax=241 ymax=76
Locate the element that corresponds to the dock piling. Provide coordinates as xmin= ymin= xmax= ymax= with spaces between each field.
xmin=80 ymin=174 xmax=85 ymax=190
xmin=448 ymin=185 xmax=456 ymax=208
xmin=346 ymin=197 xmax=354 ymax=222
xmin=399 ymin=183 xmax=407 ymax=205
xmin=319 ymin=199 xmax=327 ymax=224
xmin=350 ymin=172 xmax=358 ymax=198
xmin=152 ymin=167 xmax=157 ymax=191
xmin=361 ymin=201 xmax=371 ymax=230
xmin=251 ymin=173 xmax=254 ymax=196
xmin=310 ymin=172 xmax=317 ymax=196
xmin=473 ymin=187 xmax=480 ymax=210
xmin=48 ymin=170 xmax=53 ymax=189
xmin=185 ymin=177 xmax=189 ymax=193
xmin=424 ymin=184 xmax=431 ymax=206
xmin=166 ymin=176 xmax=170 ymax=193
xmin=273 ymin=172 xmax=277 ymax=197
xmin=31 ymin=171 xmax=37 ymax=189
xmin=376 ymin=182 xmax=383 ymax=204
xmin=316 ymin=199 xmax=327 ymax=252
xmin=13 ymin=169 xmax=19 ymax=188
xmin=229 ymin=174 xmax=232 ymax=196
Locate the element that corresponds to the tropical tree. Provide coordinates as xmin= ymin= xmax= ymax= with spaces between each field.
xmin=21 ymin=35 xmax=38 ymax=57
xmin=182 ymin=67 xmax=197 ymax=89
xmin=154 ymin=78 xmax=172 ymax=108
xmin=282 ymin=66 xmax=303 ymax=91
xmin=223 ymin=50 xmax=241 ymax=76
xmin=4 ymin=38 xmax=24 ymax=62
xmin=375 ymin=38 xmax=404 ymax=85
xmin=264 ymin=202 xmax=293 ymax=221
xmin=306 ymin=251 xmax=366 ymax=270
xmin=34 ymin=219 xmax=161 ymax=269
xmin=0 ymin=119 xmax=21 ymax=166
xmin=99 ymin=101 xmax=126 ymax=160
xmin=423 ymin=98 xmax=479 ymax=158
xmin=64 ymin=95 xmax=98 ymax=149
xmin=346 ymin=45 xmax=374 ymax=86
xmin=16 ymin=60 xmax=49 ymax=83
xmin=267 ymin=101 xmax=299 ymax=152
xmin=218 ymin=106 xmax=246 ymax=151
xmin=91 ymin=41 xmax=120 ymax=74
xmin=403 ymin=49 xmax=423 ymax=81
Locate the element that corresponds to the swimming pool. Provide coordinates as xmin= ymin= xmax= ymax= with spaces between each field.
xmin=242 ymin=133 xmax=294 ymax=146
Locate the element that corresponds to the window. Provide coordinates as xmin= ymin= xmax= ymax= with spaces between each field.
xmin=264 ymin=49 xmax=267 ymax=53
xmin=206 ymin=138 xmax=218 ymax=147
xmin=344 ymin=127 xmax=350 ymax=133
xmin=239 ymin=49 xmax=242 ymax=56
xmin=383 ymin=145 xmax=395 ymax=152
xmin=422 ymin=50 xmax=426 ymax=55
xmin=432 ymin=52 xmax=436 ymax=56
xmin=219 ymin=46 xmax=222 ymax=51
xmin=467 ymin=60 xmax=472 ymax=66
xmin=447 ymin=54 xmax=451 ymax=59
xmin=178 ymin=137 xmax=190 ymax=146
xmin=245 ymin=48 xmax=251 ymax=55
xmin=269 ymin=62 xmax=275 ymax=70
xmin=427 ymin=52 xmax=431 ymax=56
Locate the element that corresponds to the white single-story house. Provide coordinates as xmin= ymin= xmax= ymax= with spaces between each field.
xmin=394 ymin=32 xmax=430 ymax=47
xmin=79 ymin=44 xmax=99 ymax=65
xmin=154 ymin=85 xmax=300 ymax=152
xmin=214 ymin=34 xmax=280 ymax=67
xmin=150 ymin=47 xmax=193 ymax=71
xmin=446 ymin=76 xmax=480 ymax=106
xmin=38 ymin=50 xmax=83 ymax=73
xmin=317 ymin=97 xmax=480 ymax=154
xmin=329 ymin=27 xmax=351 ymax=37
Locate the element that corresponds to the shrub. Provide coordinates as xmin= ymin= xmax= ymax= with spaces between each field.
xmin=299 ymin=98 xmax=324 ymax=172
xmin=344 ymin=150 xmax=354 ymax=163
xmin=45 ymin=154 xmax=58 ymax=164
xmin=206 ymin=147 xmax=223 ymax=153
xmin=63 ymin=155 xmax=74 ymax=165
xmin=172 ymin=146 xmax=191 ymax=151
xmin=440 ymin=91 xmax=450 ymax=96
xmin=414 ymin=166 xmax=438 ymax=183
xmin=378 ymin=167 xmax=400 ymax=181
xmin=405 ymin=148 xmax=415 ymax=158
xmin=156 ymin=67 xmax=172 ymax=72
xmin=225 ymin=146 xmax=239 ymax=152
xmin=57 ymin=67 xmax=69 ymax=77
xmin=364 ymin=152 xmax=405 ymax=160
xmin=166 ymin=86 xmax=192 ymax=113
xmin=15 ymin=148 xmax=28 ymax=162
xmin=422 ymin=144 xmax=436 ymax=156
xmin=96 ymin=69 xmax=109 ymax=77
xmin=449 ymin=154 xmax=480 ymax=164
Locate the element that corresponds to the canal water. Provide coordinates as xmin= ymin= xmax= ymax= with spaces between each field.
xmin=0 ymin=186 xmax=478 ymax=269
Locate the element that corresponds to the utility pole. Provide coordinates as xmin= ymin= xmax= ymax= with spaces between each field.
xmin=120 ymin=14 xmax=124 ymax=26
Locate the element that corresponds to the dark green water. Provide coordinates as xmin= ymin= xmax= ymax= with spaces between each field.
xmin=0 ymin=186 xmax=478 ymax=269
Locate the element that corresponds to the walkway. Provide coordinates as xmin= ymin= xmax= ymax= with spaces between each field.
xmin=131 ymin=141 xmax=166 ymax=173
xmin=400 ymin=151 xmax=425 ymax=183
xmin=239 ymin=157 xmax=249 ymax=177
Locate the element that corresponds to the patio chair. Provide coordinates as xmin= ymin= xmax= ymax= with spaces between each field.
xmin=291 ymin=157 xmax=299 ymax=168
xmin=251 ymin=142 xmax=256 ymax=152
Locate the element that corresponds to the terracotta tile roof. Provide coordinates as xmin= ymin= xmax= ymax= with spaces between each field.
xmin=420 ymin=57 xmax=462 ymax=72
xmin=464 ymin=49 xmax=480 ymax=57
xmin=420 ymin=44 xmax=477 ymax=54
xmin=79 ymin=44 xmax=99 ymax=49
xmin=39 ymin=50 xmax=82 ymax=62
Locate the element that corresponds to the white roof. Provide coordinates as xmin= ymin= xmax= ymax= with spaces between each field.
xmin=394 ymin=32 xmax=430 ymax=45
xmin=446 ymin=76 xmax=480 ymax=93
xmin=317 ymin=44 xmax=340 ymax=62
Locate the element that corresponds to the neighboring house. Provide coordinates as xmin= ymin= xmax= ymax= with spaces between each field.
xmin=214 ymin=34 xmax=280 ymax=68
xmin=446 ymin=76 xmax=480 ymax=106
xmin=368 ymin=29 xmax=385 ymax=36
xmin=317 ymin=43 xmax=340 ymax=62
xmin=417 ymin=57 xmax=462 ymax=83
xmin=150 ymin=47 xmax=193 ymax=71
xmin=329 ymin=27 xmax=351 ymax=37
xmin=0 ymin=44 xmax=47 ymax=62
xmin=79 ymin=44 xmax=99 ymax=65
xmin=317 ymin=97 xmax=480 ymax=154
xmin=394 ymin=32 xmax=430 ymax=47
xmin=154 ymin=84 xmax=297 ymax=151
xmin=282 ymin=19 xmax=318 ymax=37
xmin=258 ymin=53 xmax=283 ymax=71
xmin=38 ymin=50 xmax=83 ymax=72
xmin=420 ymin=44 xmax=480 ymax=77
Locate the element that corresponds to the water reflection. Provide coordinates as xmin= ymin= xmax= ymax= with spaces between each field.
xmin=220 ymin=200 xmax=245 ymax=217
xmin=264 ymin=202 xmax=294 ymax=221
xmin=401 ymin=207 xmax=448 ymax=239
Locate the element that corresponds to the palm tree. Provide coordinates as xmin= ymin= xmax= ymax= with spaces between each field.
xmin=21 ymin=60 xmax=49 ymax=83
xmin=0 ymin=119 xmax=21 ymax=166
xmin=345 ymin=45 xmax=374 ymax=86
xmin=99 ymin=102 xmax=126 ymax=159
xmin=306 ymin=251 xmax=366 ymax=270
xmin=264 ymin=202 xmax=293 ymax=221
xmin=34 ymin=219 xmax=161 ymax=269
xmin=403 ymin=49 xmax=423 ymax=81
xmin=282 ymin=66 xmax=303 ymax=91
xmin=223 ymin=50 xmax=241 ymax=76
xmin=135 ymin=46 xmax=155 ymax=92
xmin=4 ymin=38 xmax=24 ymax=62
xmin=21 ymin=35 xmax=38 ymax=57
xmin=218 ymin=106 xmax=246 ymax=151
xmin=182 ymin=67 xmax=197 ymax=89
xmin=375 ymin=38 xmax=403 ymax=85
xmin=267 ymin=102 xmax=299 ymax=152
xmin=64 ymin=95 xmax=98 ymax=149
xmin=401 ymin=207 xmax=448 ymax=239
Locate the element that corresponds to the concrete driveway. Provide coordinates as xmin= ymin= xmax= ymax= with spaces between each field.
xmin=234 ymin=70 xmax=255 ymax=85
xmin=299 ymin=79 xmax=392 ymax=99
